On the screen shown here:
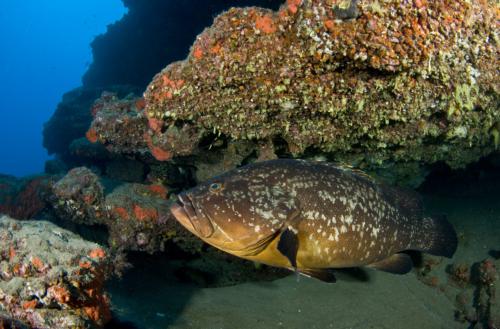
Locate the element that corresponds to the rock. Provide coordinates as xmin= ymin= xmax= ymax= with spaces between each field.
xmin=0 ymin=175 xmax=51 ymax=220
xmin=44 ymin=159 xmax=68 ymax=175
xmin=143 ymin=0 xmax=498 ymax=171
xmin=44 ymin=1 xmax=283 ymax=165
xmin=0 ymin=312 xmax=29 ymax=328
xmin=50 ymin=167 xmax=107 ymax=225
xmin=105 ymin=183 xmax=186 ymax=253
xmin=105 ymin=159 xmax=145 ymax=183
xmin=50 ymin=168 xmax=201 ymax=254
xmin=43 ymin=87 xmax=108 ymax=158
xmin=86 ymin=92 xmax=149 ymax=155
xmin=0 ymin=216 xmax=112 ymax=328
xmin=69 ymin=138 xmax=111 ymax=162
xmin=43 ymin=86 xmax=141 ymax=161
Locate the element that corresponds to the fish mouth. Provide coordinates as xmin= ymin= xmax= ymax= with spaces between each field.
xmin=170 ymin=194 xmax=276 ymax=256
xmin=170 ymin=193 xmax=214 ymax=238
xmin=170 ymin=194 xmax=196 ymax=234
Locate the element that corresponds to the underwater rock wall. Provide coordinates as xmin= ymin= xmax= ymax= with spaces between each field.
xmin=44 ymin=0 xmax=499 ymax=187
xmin=143 ymin=0 xmax=499 ymax=177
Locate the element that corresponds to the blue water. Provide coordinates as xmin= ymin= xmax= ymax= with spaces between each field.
xmin=0 ymin=0 xmax=125 ymax=176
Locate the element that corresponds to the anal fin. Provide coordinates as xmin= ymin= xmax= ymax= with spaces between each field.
xmin=298 ymin=268 xmax=337 ymax=283
xmin=367 ymin=253 xmax=413 ymax=274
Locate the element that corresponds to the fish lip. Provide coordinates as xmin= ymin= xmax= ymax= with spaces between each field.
xmin=178 ymin=193 xmax=198 ymax=219
xmin=170 ymin=194 xmax=196 ymax=234
xmin=170 ymin=202 xmax=195 ymax=233
xmin=172 ymin=193 xmax=214 ymax=238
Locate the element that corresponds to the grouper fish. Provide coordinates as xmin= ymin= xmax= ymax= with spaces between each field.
xmin=170 ymin=159 xmax=457 ymax=283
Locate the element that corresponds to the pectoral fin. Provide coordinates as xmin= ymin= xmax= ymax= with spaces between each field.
xmin=367 ymin=253 xmax=413 ymax=274
xmin=299 ymin=268 xmax=337 ymax=283
xmin=277 ymin=227 xmax=299 ymax=268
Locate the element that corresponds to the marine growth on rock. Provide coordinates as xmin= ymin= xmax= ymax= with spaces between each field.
xmin=141 ymin=0 xmax=498 ymax=172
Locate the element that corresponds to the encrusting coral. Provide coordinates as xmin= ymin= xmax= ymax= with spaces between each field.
xmin=87 ymin=92 xmax=150 ymax=156
xmin=142 ymin=0 xmax=498 ymax=174
xmin=0 ymin=216 xmax=112 ymax=328
xmin=0 ymin=176 xmax=50 ymax=220
xmin=49 ymin=167 xmax=202 ymax=255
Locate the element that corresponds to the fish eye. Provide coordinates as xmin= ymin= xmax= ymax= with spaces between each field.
xmin=209 ymin=182 xmax=223 ymax=192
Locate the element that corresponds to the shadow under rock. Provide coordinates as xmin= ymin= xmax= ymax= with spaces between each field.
xmin=106 ymin=251 xmax=201 ymax=329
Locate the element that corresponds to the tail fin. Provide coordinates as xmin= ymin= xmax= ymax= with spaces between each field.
xmin=414 ymin=215 xmax=458 ymax=258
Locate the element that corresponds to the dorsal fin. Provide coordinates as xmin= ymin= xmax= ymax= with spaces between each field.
xmin=380 ymin=184 xmax=424 ymax=220
xmin=325 ymin=161 xmax=377 ymax=183
xmin=332 ymin=162 xmax=423 ymax=219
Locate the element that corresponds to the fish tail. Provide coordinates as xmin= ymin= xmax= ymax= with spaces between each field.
xmin=413 ymin=215 xmax=458 ymax=258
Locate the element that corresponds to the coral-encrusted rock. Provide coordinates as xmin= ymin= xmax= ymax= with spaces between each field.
xmin=144 ymin=0 xmax=499 ymax=170
xmin=43 ymin=86 xmax=141 ymax=161
xmin=50 ymin=169 xmax=200 ymax=254
xmin=51 ymin=167 xmax=107 ymax=225
xmin=446 ymin=258 xmax=500 ymax=328
xmin=69 ymin=138 xmax=111 ymax=162
xmin=0 ymin=175 xmax=51 ymax=220
xmin=474 ymin=259 xmax=499 ymax=328
xmin=0 ymin=216 xmax=112 ymax=328
xmin=0 ymin=312 xmax=29 ymax=329
xmin=106 ymin=182 xmax=202 ymax=254
xmin=0 ymin=175 xmax=21 ymax=204
xmin=87 ymin=91 xmax=204 ymax=161
xmin=193 ymin=140 xmax=258 ymax=182
xmin=44 ymin=1 xmax=283 ymax=164
xmin=105 ymin=183 xmax=189 ymax=253
xmin=86 ymin=92 xmax=149 ymax=155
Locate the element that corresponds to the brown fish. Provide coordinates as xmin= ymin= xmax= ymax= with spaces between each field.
xmin=170 ymin=159 xmax=457 ymax=282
